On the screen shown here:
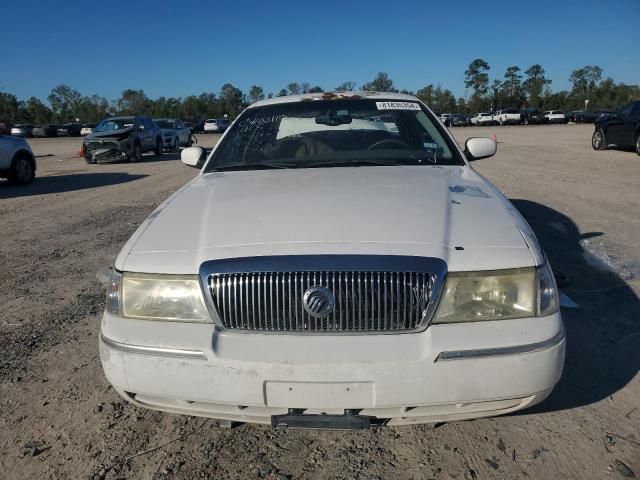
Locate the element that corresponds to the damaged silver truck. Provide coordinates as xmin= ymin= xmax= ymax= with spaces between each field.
xmin=83 ymin=116 xmax=163 ymax=164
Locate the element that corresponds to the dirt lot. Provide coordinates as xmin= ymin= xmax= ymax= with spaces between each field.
xmin=1 ymin=126 xmax=638 ymax=480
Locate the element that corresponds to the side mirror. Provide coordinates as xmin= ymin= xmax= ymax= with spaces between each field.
xmin=181 ymin=146 xmax=205 ymax=168
xmin=464 ymin=137 xmax=497 ymax=161
xmin=138 ymin=125 xmax=144 ymax=131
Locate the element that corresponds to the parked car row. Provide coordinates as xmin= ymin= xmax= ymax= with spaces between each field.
xmin=2 ymin=118 xmax=229 ymax=138
xmin=4 ymin=123 xmax=98 ymax=138
xmin=435 ymin=108 xmax=618 ymax=127
xmin=82 ymin=115 xmax=205 ymax=163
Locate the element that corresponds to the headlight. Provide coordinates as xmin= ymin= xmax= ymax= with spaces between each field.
xmin=119 ymin=273 xmax=210 ymax=322
xmin=433 ymin=263 xmax=558 ymax=324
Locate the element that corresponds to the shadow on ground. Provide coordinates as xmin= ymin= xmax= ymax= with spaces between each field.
xmin=136 ymin=152 xmax=182 ymax=163
xmin=512 ymin=199 xmax=639 ymax=413
xmin=0 ymin=172 xmax=147 ymax=199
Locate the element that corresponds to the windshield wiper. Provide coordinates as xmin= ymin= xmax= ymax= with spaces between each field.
xmin=301 ymin=159 xmax=400 ymax=168
xmin=301 ymin=158 xmax=436 ymax=168
xmin=212 ymin=161 xmax=295 ymax=171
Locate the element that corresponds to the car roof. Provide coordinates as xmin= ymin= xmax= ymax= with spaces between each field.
xmin=106 ymin=116 xmax=136 ymax=120
xmin=248 ymin=91 xmax=422 ymax=109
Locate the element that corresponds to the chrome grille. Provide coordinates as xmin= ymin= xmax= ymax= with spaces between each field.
xmin=208 ymin=271 xmax=435 ymax=332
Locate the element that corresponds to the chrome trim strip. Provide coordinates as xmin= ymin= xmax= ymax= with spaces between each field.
xmin=99 ymin=333 xmax=206 ymax=360
xmin=435 ymin=328 xmax=565 ymax=362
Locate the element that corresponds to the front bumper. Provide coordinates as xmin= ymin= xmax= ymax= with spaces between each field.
xmin=99 ymin=312 xmax=565 ymax=426
xmin=84 ymin=138 xmax=131 ymax=163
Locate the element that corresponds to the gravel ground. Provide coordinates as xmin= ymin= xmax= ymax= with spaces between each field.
xmin=0 ymin=126 xmax=638 ymax=479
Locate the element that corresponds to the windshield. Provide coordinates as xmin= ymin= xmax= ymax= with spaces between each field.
xmin=205 ymin=99 xmax=463 ymax=171
xmin=155 ymin=120 xmax=176 ymax=129
xmin=94 ymin=118 xmax=134 ymax=132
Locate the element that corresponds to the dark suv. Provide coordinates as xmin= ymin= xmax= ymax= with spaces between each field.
xmin=83 ymin=116 xmax=163 ymax=163
xmin=520 ymin=108 xmax=545 ymax=125
xmin=592 ymin=101 xmax=640 ymax=155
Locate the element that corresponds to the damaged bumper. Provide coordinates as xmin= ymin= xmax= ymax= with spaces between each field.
xmin=84 ymin=138 xmax=132 ymax=163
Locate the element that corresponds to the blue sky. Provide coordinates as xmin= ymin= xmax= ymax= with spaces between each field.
xmin=1 ymin=0 xmax=638 ymax=103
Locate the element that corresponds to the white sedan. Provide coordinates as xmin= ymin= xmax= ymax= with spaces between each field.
xmin=545 ymin=111 xmax=567 ymax=124
xmin=495 ymin=109 xmax=522 ymax=125
xmin=80 ymin=124 xmax=96 ymax=136
xmin=204 ymin=119 xmax=230 ymax=133
xmin=472 ymin=112 xmax=495 ymax=126
xmin=99 ymin=92 xmax=564 ymax=429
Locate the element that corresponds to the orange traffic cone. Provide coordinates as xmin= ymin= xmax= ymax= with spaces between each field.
xmin=492 ymin=133 xmax=497 ymax=143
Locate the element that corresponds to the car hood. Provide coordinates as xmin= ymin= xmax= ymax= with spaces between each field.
xmin=116 ymin=166 xmax=540 ymax=274
xmin=0 ymin=134 xmax=30 ymax=147
xmin=86 ymin=128 xmax=134 ymax=140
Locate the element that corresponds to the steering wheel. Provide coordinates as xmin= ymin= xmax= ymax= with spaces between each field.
xmin=367 ymin=138 xmax=410 ymax=150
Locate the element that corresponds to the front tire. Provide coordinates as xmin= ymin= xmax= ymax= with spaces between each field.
xmin=8 ymin=155 xmax=35 ymax=185
xmin=154 ymin=138 xmax=162 ymax=156
xmin=592 ymin=128 xmax=607 ymax=151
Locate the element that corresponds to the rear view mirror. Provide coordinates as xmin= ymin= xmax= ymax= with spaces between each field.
xmin=181 ymin=146 xmax=206 ymax=168
xmin=315 ymin=114 xmax=352 ymax=126
xmin=464 ymin=137 xmax=497 ymax=161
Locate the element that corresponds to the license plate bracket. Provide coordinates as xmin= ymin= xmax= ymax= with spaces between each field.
xmin=272 ymin=411 xmax=373 ymax=430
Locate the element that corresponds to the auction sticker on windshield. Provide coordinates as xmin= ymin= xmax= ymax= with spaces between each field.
xmin=376 ymin=101 xmax=421 ymax=111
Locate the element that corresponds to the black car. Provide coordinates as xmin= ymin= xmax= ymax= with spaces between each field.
xmin=520 ymin=108 xmax=545 ymax=125
xmin=58 ymin=123 xmax=82 ymax=137
xmin=184 ymin=119 xmax=205 ymax=134
xmin=594 ymin=109 xmax=615 ymax=122
xmin=83 ymin=116 xmax=163 ymax=163
xmin=592 ymin=101 xmax=640 ymax=155
xmin=32 ymin=124 xmax=59 ymax=137
xmin=448 ymin=114 xmax=468 ymax=127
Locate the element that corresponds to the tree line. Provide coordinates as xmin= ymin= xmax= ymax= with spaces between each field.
xmin=1 ymin=60 xmax=638 ymax=125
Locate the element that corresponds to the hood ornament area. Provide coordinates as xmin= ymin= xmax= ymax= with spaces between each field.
xmin=302 ymin=286 xmax=335 ymax=318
